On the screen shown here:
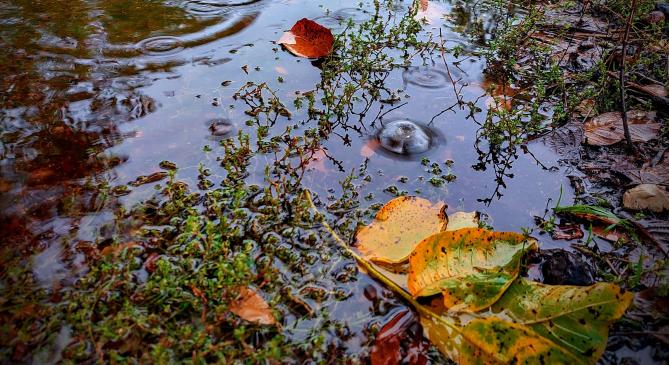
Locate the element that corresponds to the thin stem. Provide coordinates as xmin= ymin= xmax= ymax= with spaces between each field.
xmin=619 ymin=0 xmax=637 ymax=152
xmin=303 ymin=190 xmax=454 ymax=324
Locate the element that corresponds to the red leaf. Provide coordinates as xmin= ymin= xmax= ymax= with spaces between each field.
xmin=278 ymin=18 xmax=334 ymax=59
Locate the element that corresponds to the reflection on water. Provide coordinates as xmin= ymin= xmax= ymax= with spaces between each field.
xmin=1 ymin=0 xmax=579 ymax=361
xmin=0 ymin=0 xmax=263 ymax=257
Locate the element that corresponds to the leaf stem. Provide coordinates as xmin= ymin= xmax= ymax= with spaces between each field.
xmin=303 ymin=190 xmax=453 ymax=324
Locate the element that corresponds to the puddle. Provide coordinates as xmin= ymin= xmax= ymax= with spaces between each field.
xmin=0 ymin=0 xmax=595 ymax=361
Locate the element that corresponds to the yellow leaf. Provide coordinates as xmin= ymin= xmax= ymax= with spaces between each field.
xmin=445 ymin=211 xmax=479 ymax=231
xmin=407 ymin=228 xmax=537 ymax=311
xmin=422 ymin=316 xmax=583 ymax=365
xmin=355 ymin=196 xmax=447 ymax=264
xmin=491 ymin=278 xmax=633 ymax=363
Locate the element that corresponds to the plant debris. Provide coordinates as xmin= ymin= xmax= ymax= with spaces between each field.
xmin=583 ymin=110 xmax=661 ymax=146
xmin=278 ymin=18 xmax=334 ymax=59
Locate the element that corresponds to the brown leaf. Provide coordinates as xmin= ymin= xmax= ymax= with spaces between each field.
xmin=371 ymin=309 xmax=428 ymax=365
xmin=551 ymin=224 xmax=584 ymax=240
xmin=583 ymin=110 xmax=661 ymax=146
xmin=623 ymin=184 xmax=669 ymax=212
xmin=632 ymin=219 xmax=669 ymax=253
xmin=278 ymin=18 xmax=334 ymax=59
xmin=485 ymin=95 xmax=513 ymax=112
xmin=100 ymin=242 xmax=141 ymax=256
xmin=306 ymin=148 xmax=331 ymax=173
xmin=360 ymin=139 xmax=381 ymax=158
xmin=628 ymin=81 xmax=668 ymax=98
xmin=191 ymin=286 xmax=207 ymax=303
xmin=591 ymin=225 xmax=628 ymax=243
xmin=624 ymin=151 xmax=669 ymax=185
xmin=144 ymin=252 xmax=161 ymax=273
xmin=28 ymin=167 xmax=55 ymax=184
xmin=573 ymin=98 xmax=596 ymax=118
xmin=229 ymin=287 xmax=277 ymax=325
xmin=355 ymin=196 xmax=447 ymax=265
xmin=0 ymin=178 xmax=10 ymax=193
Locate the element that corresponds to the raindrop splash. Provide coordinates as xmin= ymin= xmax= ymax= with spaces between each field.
xmin=377 ymin=120 xmax=433 ymax=155
xmin=402 ymin=66 xmax=450 ymax=89
xmin=137 ymin=36 xmax=184 ymax=56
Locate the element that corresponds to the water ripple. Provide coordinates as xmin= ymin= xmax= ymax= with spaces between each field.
xmin=402 ymin=66 xmax=450 ymax=89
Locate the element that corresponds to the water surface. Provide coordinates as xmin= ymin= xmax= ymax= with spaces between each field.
xmin=1 ymin=0 xmax=582 ymax=361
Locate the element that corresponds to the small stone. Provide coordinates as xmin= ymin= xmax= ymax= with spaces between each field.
xmin=623 ymin=184 xmax=669 ymax=213
xmin=377 ymin=120 xmax=432 ymax=155
xmin=656 ymin=3 xmax=669 ymax=17
xmin=541 ymin=249 xmax=594 ymax=286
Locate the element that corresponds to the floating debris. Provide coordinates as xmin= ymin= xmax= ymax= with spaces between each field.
xmin=208 ymin=118 xmax=236 ymax=138
xmin=159 ymin=161 xmax=178 ymax=170
xmin=130 ymin=172 xmax=168 ymax=187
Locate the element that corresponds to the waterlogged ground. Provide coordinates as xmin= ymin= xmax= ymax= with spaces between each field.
xmin=3 ymin=0 xmax=656 ymax=363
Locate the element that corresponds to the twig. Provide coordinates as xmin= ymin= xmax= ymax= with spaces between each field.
xmin=619 ymin=0 xmax=637 ymax=152
xmin=438 ymin=28 xmax=464 ymax=108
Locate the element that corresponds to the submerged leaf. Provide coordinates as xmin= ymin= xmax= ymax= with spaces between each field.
xmin=229 ymin=287 xmax=277 ymax=325
xmin=355 ymin=196 xmax=447 ymax=264
xmin=491 ymin=278 xmax=633 ymax=363
xmin=407 ymin=228 xmax=537 ymax=311
xmin=278 ymin=18 xmax=334 ymax=59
